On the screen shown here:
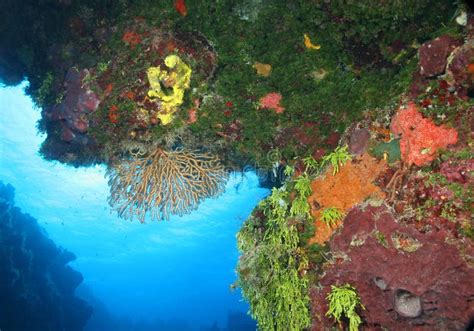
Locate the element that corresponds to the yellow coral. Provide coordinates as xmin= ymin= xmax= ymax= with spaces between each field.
xmin=146 ymin=54 xmax=192 ymax=124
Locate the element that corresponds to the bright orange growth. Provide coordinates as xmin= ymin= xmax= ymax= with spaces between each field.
xmin=122 ymin=31 xmax=142 ymax=47
xmin=174 ymin=0 xmax=187 ymax=16
xmin=109 ymin=105 xmax=119 ymax=124
xmin=390 ymin=102 xmax=458 ymax=166
xmin=308 ymin=153 xmax=386 ymax=244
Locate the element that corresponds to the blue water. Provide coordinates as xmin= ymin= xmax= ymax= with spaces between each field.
xmin=0 ymin=83 xmax=268 ymax=329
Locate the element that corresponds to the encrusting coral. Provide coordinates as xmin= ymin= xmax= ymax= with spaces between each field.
xmin=147 ymin=54 xmax=192 ymax=125
xmin=390 ymin=102 xmax=458 ymax=166
xmin=107 ymin=148 xmax=228 ymax=222
xmin=308 ymin=153 xmax=386 ymax=244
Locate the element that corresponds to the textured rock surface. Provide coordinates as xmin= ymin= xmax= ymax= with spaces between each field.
xmin=419 ymin=35 xmax=462 ymax=77
xmin=310 ymin=204 xmax=474 ymax=331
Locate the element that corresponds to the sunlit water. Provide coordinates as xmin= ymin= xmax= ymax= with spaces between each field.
xmin=0 ymin=83 xmax=268 ymax=329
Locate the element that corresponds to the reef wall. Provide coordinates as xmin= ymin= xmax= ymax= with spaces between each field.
xmin=0 ymin=181 xmax=92 ymax=331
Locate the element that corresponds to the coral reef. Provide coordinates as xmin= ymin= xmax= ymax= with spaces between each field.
xmin=0 ymin=182 xmax=92 ymax=331
xmin=0 ymin=1 xmax=472 ymax=329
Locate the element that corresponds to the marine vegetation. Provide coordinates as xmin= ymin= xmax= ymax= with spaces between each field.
xmin=326 ymin=284 xmax=365 ymax=331
xmin=107 ymin=148 xmax=228 ymax=222
xmin=319 ymin=207 xmax=345 ymax=228
xmin=321 ymin=145 xmax=352 ymax=175
xmin=290 ymin=173 xmax=312 ymax=218
xmin=237 ymin=186 xmax=311 ymax=331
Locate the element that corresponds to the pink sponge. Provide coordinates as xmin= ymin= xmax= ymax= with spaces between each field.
xmin=259 ymin=92 xmax=284 ymax=114
xmin=390 ymin=102 xmax=458 ymax=166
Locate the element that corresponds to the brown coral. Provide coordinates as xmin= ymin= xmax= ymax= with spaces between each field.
xmin=308 ymin=153 xmax=386 ymax=244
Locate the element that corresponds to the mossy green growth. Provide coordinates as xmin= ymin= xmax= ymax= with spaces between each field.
xmin=322 ymin=145 xmax=352 ymax=175
xmin=303 ymin=156 xmax=319 ymax=174
xmin=320 ymin=207 xmax=345 ymax=228
xmin=34 ymin=72 xmax=54 ymax=107
xmin=326 ymin=283 xmax=365 ymax=331
xmin=237 ymin=187 xmax=311 ymax=331
xmin=290 ymin=173 xmax=312 ymax=219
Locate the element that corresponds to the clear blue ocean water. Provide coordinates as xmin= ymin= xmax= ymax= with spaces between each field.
xmin=0 ymin=83 xmax=268 ymax=330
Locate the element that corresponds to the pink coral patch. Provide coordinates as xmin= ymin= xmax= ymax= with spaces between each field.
xmin=259 ymin=92 xmax=284 ymax=114
xmin=390 ymin=102 xmax=458 ymax=166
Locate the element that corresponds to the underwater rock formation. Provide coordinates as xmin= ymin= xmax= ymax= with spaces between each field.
xmin=418 ymin=35 xmax=462 ymax=78
xmin=310 ymin=204 xmax=474 ymax=330
xmin=0 ymin=182 xmax=92 ymax=331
